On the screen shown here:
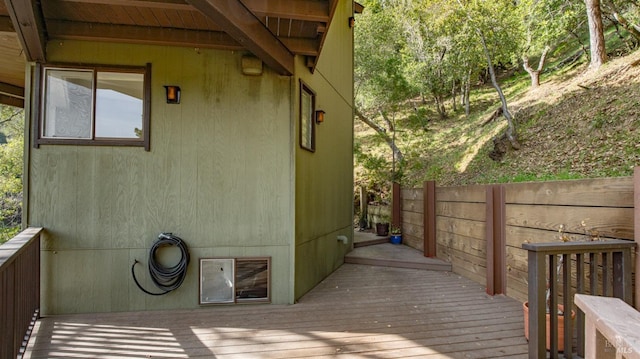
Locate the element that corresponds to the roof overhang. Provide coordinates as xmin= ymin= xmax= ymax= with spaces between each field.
xmin=0 ymin=0 xmax=352 ymax=107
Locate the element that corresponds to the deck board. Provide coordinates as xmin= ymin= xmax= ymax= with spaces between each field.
xmin=25 ymin=264 xmax=528 ymax=358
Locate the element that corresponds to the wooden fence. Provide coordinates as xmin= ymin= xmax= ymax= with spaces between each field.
xmin=398 ymin=172 xmax=639 ymax=306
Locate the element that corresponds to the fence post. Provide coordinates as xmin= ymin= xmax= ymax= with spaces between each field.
xmin=634 ymin=167 xmax=640 ymax=309
xmin=392 ymin=182 xmax=401 ymax=230
xmin=423 ymin=181 xmax=436 ymax=257
xmin=486 ymin=185 xmax=506 ymax=295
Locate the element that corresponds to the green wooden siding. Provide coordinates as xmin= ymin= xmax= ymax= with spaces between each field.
xmin=294 ymin=0 xmax=355 ymax=299
xmin=29 ymin=42 xmax=295 ymax=314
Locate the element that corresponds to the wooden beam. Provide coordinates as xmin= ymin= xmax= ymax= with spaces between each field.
xmin=54 ymin=0 xmax=193 ymax=11
xmin=279 ymin=37 xmax=319 ymax=56
xmin=423 ymin=181 xmax=436 ymax=258
xmin=4 ymin=0 xmax=47 ymax=62
xmin=186 ymin=0 xmax=294 ymax=75
xmin=242 ymin=0 xmax=329 ymax=22
xmin=392 ymin=182 xmax=401 ymax=230
xmin=486 ymin=185 xmax=506 ymax=296
xmin=0 ymin=82 xmax=24 ymax=99
xmin=47 ymin=21 xmax=242 ymax=50
xmin=0 ymin=15 xmax=15 ymax=32
xmin=0 ymin=94 xmax=24 ymax=108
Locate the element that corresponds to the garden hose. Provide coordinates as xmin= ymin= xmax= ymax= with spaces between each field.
xmin=131 ymin=233 xmax=190 ymax=296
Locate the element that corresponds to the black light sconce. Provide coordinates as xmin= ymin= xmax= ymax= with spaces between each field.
xmin=164 ymin=85 xmax=181 ymax=104
xmin=348 ymin=16 xmax=355 ymax=28
xmin=315 ymin=110 xmax=325 ymax=124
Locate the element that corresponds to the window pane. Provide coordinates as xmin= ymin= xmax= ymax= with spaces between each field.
xmin=95 ymin=72 xmax=144 ymax=139
xmin=300 ymin=88 xmax=314 ymax=150
xmin=43 ymin=69 xmax=93 ymax=139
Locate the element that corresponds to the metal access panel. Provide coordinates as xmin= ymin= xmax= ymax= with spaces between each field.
xmin=199 ymin=258 xmax=235 ymax=304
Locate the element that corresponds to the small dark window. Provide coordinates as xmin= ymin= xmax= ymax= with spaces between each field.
xmin=37 ymin=63 xmax=151 ymax=150
xmin=299 ymin=81 xmax=315 ymax=152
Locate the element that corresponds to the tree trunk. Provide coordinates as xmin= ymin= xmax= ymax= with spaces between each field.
xmin=451 ymin=80 xmax=457 ymax=112
xmin=432 ymin=92 xmax=447 ymax=119
xmin=522 ymin=46 xmax=550 ymax=88
xmin=379 ymin=110 xmax=394 ymax=132
xmin=464 ymin=68 xmax=471 ymax=116
xmin=479 ymin=30 xmax=520 ymax=150
xmin=355 ymin=108 xmax=404 ymax=163
xmin=585 ymin=0 xmax=608 ymax=70
xmin=606 ymin=2 xmax=640 ymax=41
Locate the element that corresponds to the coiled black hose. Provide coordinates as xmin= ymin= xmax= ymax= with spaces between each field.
xmin=131 ymin=233 xmax=190 ymax=296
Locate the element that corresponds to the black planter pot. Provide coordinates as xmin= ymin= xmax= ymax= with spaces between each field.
xmin=376 ymin=223 xmax=389 ymax=236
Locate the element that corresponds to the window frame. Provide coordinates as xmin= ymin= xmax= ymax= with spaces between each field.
xmin=299 ymin=80 xmax=316 ymax=152
xmin=34 ymin=62 xmax=152 ymax=151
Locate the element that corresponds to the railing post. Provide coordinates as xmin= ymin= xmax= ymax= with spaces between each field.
xmin=528 ymin=250 xmax=546 ymax=359
xmin=423 ymin=181 xmax=436 ymax=258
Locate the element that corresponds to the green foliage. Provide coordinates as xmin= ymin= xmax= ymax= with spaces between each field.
xmin=0 ymin=105 xmax=24 ymax=244
xmin=354 ymin=0 xmax=640 ymax=203
xmin=355 ymin=0 xmax=413 ymax=112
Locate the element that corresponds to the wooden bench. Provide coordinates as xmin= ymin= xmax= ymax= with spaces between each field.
xmin=574 ymin=294 xmax=640 ymax=359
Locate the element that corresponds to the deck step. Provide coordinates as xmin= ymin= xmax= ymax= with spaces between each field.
xmin=345 ymin=243 xmax=452 ymax=271
xmin=353 ymin=236 xmax=389 ymax=248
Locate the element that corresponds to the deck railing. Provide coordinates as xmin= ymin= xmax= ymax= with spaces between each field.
xmin=0 ymin=228 xmax=43 ymax=359
xmin=523 ymin=240 xmax=636 ymax=359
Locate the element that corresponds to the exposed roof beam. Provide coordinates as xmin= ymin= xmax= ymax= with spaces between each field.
xmin=0 ymin=15 xmax=15 ymax=32
xmin=187 ymin=0 xmax=294 ymax=75
xmin=0 ymin=81 xmax=24 ymax=98
xmin=5 ymin=0 xmax=47 ymax=62
xmin=0 ymin=82 xmax=25 ymax=108
xmin=279 ymin=37 xmax=318 ymax=56
xmin=0 ymin=93 xmax=24 ymax=108
xmin=242 ymin=0 xmax=329 ymax=22
xmin=48 ymin=20 xmax=242 ymax=50
xmin=55 ymin=0 xmax=193 ymax=11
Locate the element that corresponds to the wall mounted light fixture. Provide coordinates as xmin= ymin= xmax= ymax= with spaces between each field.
xmin=164 ymin=85 xmax=181 ymax=104
xmin=349 ymin=16 xmax=355 ymax=28
xmin=241 ymin=55 xmax=263 ymax=76
xmin=315 ymin=110 xmax=325 ymax=124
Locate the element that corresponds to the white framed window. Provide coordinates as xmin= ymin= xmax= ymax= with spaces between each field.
xmin=37 ymin=63 xmax=151 ymax=150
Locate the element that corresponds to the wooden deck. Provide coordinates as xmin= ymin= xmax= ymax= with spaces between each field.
xmin=24 ymin=262 xmax=528 ymax=358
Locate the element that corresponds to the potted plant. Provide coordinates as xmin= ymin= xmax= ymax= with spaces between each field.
xmin=375 ymin=214 xmax=390 ymax=236
xmin=390 ymin=225 xmax=402 ymax=244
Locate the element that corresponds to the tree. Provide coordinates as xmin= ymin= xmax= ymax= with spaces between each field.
xmin=519 ymin=0 xmax=583 ymax=88
xmin=455 ymin=0 xmax=522 ymax=151
xmin=585 ymin=0 xmax=608 ymax=69
xmin=0 ymin=105 xmax=24 ymax=244
xmin=355 ymin=0 xmax=411 ymax=167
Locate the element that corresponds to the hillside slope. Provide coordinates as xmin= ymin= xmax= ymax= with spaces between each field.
xmin=355 ymin=49 xmax=640 ymax=189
